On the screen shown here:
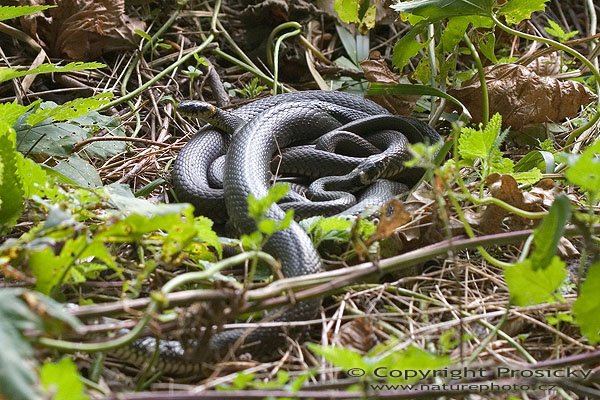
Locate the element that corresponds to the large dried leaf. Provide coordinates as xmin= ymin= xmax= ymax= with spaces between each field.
xmin=360 ymin=55 xmax=418 ymax=115
xmin=20 ymin=0 xmax=145 ymax=60
xmin=449 ymin=63 xmax=596 ymax=128
xmin=480 ymin=173 xmax=542 ymax=233
xmin=337 ymin=317 xmax=378 ymax=353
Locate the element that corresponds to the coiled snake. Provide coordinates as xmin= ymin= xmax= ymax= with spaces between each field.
xmin=115 ymin=91 xmax=440 ymax=375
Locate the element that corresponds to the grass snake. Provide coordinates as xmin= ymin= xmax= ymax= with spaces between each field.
xmin=114 ymin=91 xmax=440 ymax=376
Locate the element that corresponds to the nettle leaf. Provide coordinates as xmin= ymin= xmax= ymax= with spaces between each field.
xmin=564 ymin=139 xmax=600 ymax=196
xmin=0 ymin=102 xmax=36 ymax=127
xmin=40 ymin=357 xmax=89 ymax=400
xmin=15 ymin=152 xmax=49 ymax=198
xmin=544 ymin=20 xmax=578 ymax=42
xmin=530 ymin=195 xmax=571 ymax=270
xmin=0 ymin=5 xmax=54 ymax=21
xmin=573 ymin=261 xmax=600 ymax=344
xmin=0 ymin=129 xmax=24 ymax=227
xmin=0 ymin=61 xmax=105 ymax=84
xmin=308 ymin=343 xmax=368 ymax=371
xmin=391 ymin=0 xmax=493 ymax=21
xmin=458 ymin=113 xmax=501 ymax=163
xmin=505 ymin=256 xmax=567 ymax=306
xmin=27 ymin=93 xmax=113 ymax=126
xmin=498 ymin=0 xmax=549 ymax=25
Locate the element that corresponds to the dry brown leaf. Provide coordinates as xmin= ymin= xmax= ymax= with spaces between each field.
xmin=337 ymin=317 xmax=379 ymax=353
xmin=370 ymin=198 xmax=411 ymax=241
xmin=480 ymin=173 xmax=542 ymax=233
xmin=449 ymin=63 xmax=596 ymax=129
xmin=360 ymin=54 xmax=418 ymax=115
xmin=20 ymin=0 xmax=145 ymax=60
xmin=529 ymin=178 xmax=562 ymax=207
xmin=526 ymin=53 xmax=564 ymax=76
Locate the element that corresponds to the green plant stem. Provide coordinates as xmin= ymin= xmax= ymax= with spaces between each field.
xmin=269 ymin=23 xmax=302 ymax=94
xmin=463 ymin=32 xmax=489 ymax=126
xmin=456 ymin=174 xmax=547 ymax=220
xmin=447 ymin=189 xmax=513 ymax=268
xmin=100 ymin=34 xmax=215 ymax=112
xmin=37 ymin=250 xmax=276 ymax=353
xmin=213 ymin=48 xmax=293 ymax=93
xmin=427 ymin=24 xmax=439 ymax=119
xmin=492 ymin=14 xmax=600 ymax=145
xmin=465 ymin=309 xmax=508 ymax=364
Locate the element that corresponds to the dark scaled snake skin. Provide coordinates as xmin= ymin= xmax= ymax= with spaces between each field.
xmin=113 ymin=91 xmax=440 ymax=376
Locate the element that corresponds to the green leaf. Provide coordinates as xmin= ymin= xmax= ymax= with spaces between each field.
xmin=373 ymin=345 xmax=450 ymax=382
xmin=15 ymin=152 xmax=49 ymax=198
xmin=544 ymin=19 xmax=578 ymax=42
xmin=573 ymin=262 xmax=600 ymax=344
xmin=40 ymin=357 xmax=89 ymax=400
xmin=104 ymin=183 xmax=190 ymax=216
xmin=53 ymin=155 xmax=103 ymax=188
xmin=334 ymin=0 xmax=359 ymax=23
xmin=458 ymin=113 xmax=501 ymax=162
xmin=439 ymin=16 xmax=470 ymax=52
xmin=258 ymin=218 xmax=279 ymax=235
xmin=0 ymin=62 xmax=105 ymax=84
xmin=29 ymin=235 xmax=87 ymax=295
xmin=358 ymin=4 xmax=377 ymax=34
xmin=308 ymin=343 xmax=368 ymax=371
xmin=530 ymin=195 xmax=571 ymax=270
xmin=498 ymin=0 xmax=549 ymax=25
xmin=0 ymin=129 xmax=24 ymax=227
xmin=504 ymin=256 xmax=567 ymax=306
xmin=134 ymin=29 xmax=153 ymax=41
xmin=514 ymin=150 xmax=555 ymax=174
xmin=564 ymin=139 xmax=600 ymax=196
xmin=391 ymin=0 xmax=494 ymax=21
xmin=194 ymin=216 xmax=222 ymax=258
xmin=0 ymin=5 xmax=54 ymax=21
xmin=511 ymin=168 xmax=543 ymax=185
xmin=0 ymin=102 xmax=36 ymax=128
xmin=15 ymin=109 xmax=126 ymax=159
xmin=241 ymin=231 xmax=264 ymax=249
xmin=392 ymin=24 xmax=429 ymax=70
xmin=478 ymin=32 xmax=498 ymax=64
xmin=248 ymin=183 xmax=289 ymax=220
xmin=27 ymin=93 xmax=113 ymax=126
xmin=0 ymin=289 xmax=43 ymax=400
xmin=98 ymin=212 xmax=192 ymax=242
xmin=0 ymin=289 xmax=80 ymax=400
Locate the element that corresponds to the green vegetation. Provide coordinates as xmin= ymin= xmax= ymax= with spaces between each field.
xmin=1 ymin=1 xmax=599 ymax=398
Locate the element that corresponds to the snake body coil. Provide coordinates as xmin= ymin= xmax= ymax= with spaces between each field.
xmin=116 ymin=91 xmax=440 ymax=375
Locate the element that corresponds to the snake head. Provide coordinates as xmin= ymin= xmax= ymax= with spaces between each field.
xmin=177 ymin=100 xmax=217 ymax=119
xmin=358 ymin=154 xmax=389 ymax=185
